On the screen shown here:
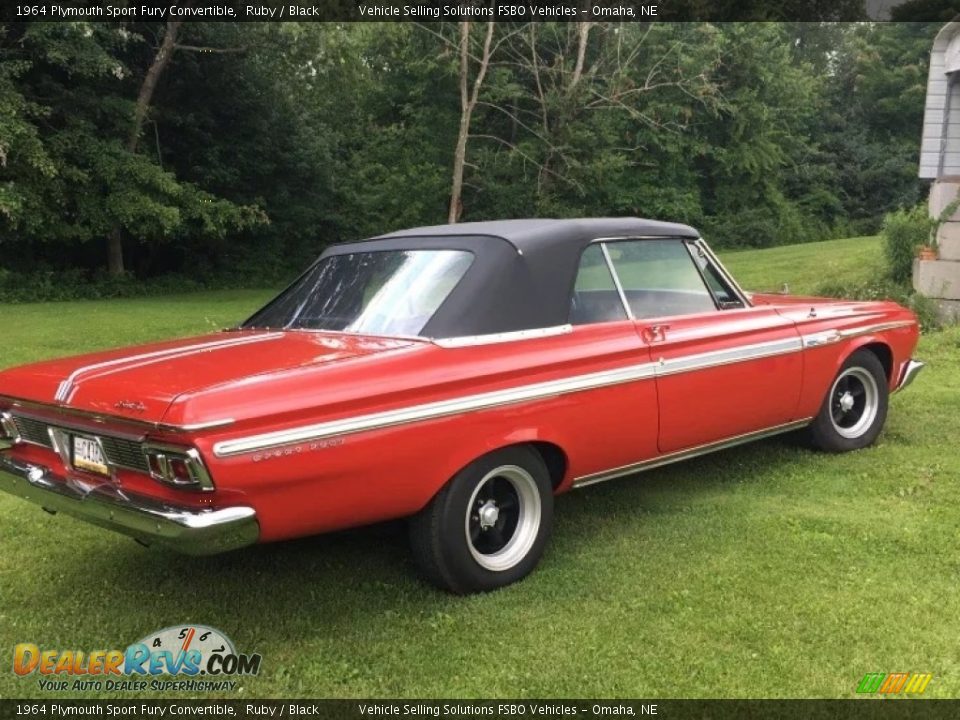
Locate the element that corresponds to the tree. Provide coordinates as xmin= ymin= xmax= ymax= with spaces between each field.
xmin=0 ymin=21 xmax=263 ymax=278
xmin=449 ymin=21 xmax=495 ymax=223
xmin=819 ymin=22 xmax=938 ymax=233
xmin=453 ymin=22 xmax=725 ymax=223
xmin=107 ymin=20 xmax=181 ymax=275
xmin=0 ymin=20 xmax=942 ymax=293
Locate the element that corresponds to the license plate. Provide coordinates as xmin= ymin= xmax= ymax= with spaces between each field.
xmin=72 ymin=435 xmax=109 ymax=476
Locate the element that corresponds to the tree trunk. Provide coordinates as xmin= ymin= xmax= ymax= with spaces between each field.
xmin=569 ymin=22 xmax=591 ymax=91
xmin=128 ymin=21 xmax=181 ymax=154
xmin=107 ymin=227 xmax=125 ymax=276
xmin=448 ymin=21 xmax=495 ymax=224
xmin=107 ymin=20 xmax=182 ymax=275
xmin=448 ymin=22 xmax=472 ymax=224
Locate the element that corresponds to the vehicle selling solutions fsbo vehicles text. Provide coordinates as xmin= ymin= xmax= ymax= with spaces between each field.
xmin=355 ymin=5 xmax=654 ymax=18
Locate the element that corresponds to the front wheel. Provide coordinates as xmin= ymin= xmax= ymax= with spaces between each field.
xmin=807 ymin=349 xmax=889 ymax=453
xmin=409 ymin=446 xmax=554 ymax=594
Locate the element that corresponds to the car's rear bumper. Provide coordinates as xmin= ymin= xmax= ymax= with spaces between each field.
xmin=0 ymin=454 xmax=258 ymax=555
xmin=894 ymin=359 xmax=925 ymax=393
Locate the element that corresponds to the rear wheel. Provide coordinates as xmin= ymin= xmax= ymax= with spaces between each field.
xmin=409 ymin=446 xmax=553 ymax=594
xmin=808 ymin=349 xmax=889 ymax=452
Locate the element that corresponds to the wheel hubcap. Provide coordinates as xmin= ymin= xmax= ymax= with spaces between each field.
xmin=838 ymin=391 xmax=855 ymax=413
xmin=465 ymin=465 xmax=542 ymax=572
xmin=478 ymin=500 xmax=500 ymax=530
xmin=829 ymin=367 xmax=879 ymax=439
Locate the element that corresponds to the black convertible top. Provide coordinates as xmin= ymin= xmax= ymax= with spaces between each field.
xmin=311 ymin=218 xmax=701 ymax=338
xmin=374 ymin=217 xmax=698 ymax=249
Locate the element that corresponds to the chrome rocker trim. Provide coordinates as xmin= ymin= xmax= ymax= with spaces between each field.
xmin=0 ymin=455 xmax=258 ymax=555
xmin=572 ymin=418 xmax=813 ymax=488
xmin=894 ymin=359 xmax=925 ymax=393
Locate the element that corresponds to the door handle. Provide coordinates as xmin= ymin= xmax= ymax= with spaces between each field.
xmin=643 ymin=324 xmax=670 ymax=342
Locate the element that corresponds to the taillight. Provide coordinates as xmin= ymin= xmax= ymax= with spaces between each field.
xmin=142 ymin=444 xmax=214 ymax=491
xmin=0 ymin=412 xmax=20 ymax=444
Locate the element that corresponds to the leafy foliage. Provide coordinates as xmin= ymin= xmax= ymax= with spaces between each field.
xmin=882 ymin=205 xmax=932 ymax=284
xmin=0 ymin=21 xmax=943 ymax=295
xmin=815 ymin=275 xmax=941 ymax=332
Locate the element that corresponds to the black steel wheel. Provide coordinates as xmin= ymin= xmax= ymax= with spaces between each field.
xmin=409 ymin=446 xmax=553 ymax=594
xmin=808 ymin=349 xmax=889 ymax=453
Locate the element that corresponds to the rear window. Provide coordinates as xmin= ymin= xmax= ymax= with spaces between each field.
xmin=243 ymin=250 xmax=474 ymax=337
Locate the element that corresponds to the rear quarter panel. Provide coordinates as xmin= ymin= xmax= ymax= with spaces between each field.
xmin=187 ymin=324 xmax=658 ymax=542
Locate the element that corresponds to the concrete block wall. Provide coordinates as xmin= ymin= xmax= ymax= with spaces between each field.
xmin=917 ymin=179 xmax=960 ymax=321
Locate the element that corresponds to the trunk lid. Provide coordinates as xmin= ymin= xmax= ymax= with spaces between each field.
xmin=0 ymin=331 xmax=416 ymax=425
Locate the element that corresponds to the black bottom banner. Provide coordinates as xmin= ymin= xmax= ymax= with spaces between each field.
xmin=1 ymin=700 xmax=959 ymax=720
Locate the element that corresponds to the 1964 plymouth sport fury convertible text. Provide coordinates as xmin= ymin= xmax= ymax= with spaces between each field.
xmin=0 ymin=219 xmax=924 ymax=592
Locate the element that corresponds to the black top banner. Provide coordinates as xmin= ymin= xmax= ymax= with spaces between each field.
xmin=3 ymin=0 xmax=960 ymax=23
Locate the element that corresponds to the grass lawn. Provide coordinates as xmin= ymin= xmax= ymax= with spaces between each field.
xmin=2 ymin=235 xmax=958 ymax=699
xmin=722 ymin=235 xmax=883 ymax=295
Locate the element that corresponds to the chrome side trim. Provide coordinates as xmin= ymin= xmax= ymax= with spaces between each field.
xmin=170 ymin=419 xmax=237 ymax=432
xmin=656 ymin=337 xmax=802 ymax=376
xmin=801 ymin=320 xmax=915 ymax=348
xmin=802 ymin=331 xmax=840 ymax=348
xmin=0 ymin=455 xmax=257 ymax=555
xmin=572 ymin=418 xmax=813 ymax=488
xmin=894 ymin=359 xmax=925 ymax=393
xmin=54 ymin=332 xmax=284 ymax=404
xmin=249 ymin=327 xmax=430 ymax=343
xmin=213 ymin=335 xmax=806 ymax=458
xmin=433 ymin=325 xmax=573 ymax=348
xmin=214 ymin=359 xmax=660 ymax=457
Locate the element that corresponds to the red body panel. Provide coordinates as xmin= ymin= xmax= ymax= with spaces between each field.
xmin=636 ymin=307 xmax=803 ymax=453
xmin=0 ymin=293 xmax=920 ymax=545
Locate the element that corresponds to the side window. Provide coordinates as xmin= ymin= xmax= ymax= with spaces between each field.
xmin=605 ymin=239 xmax=716 ymax=319
xmin=687 ymin=242 xmax=744 ymax=309
xmin=569 ymin=244 xmax=628 ymax=325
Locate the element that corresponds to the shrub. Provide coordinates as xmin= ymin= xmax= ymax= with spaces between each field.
xmin=882 ymin=205 xmax=932 ymax=284
xmin=814 ymin=276 xmax=941 ymax=333
xmin=0 ymin=268 xmax=281 ymax=304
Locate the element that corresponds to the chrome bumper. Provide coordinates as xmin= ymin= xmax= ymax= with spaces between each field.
xmin=0 ymin=454 xmax=258 ymax=555
xmin=894 ymin=359 xmax=925 ymax=393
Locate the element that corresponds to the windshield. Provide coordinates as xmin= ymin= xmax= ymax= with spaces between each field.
xmin=243 ymin=249 xmax=474 ymax=337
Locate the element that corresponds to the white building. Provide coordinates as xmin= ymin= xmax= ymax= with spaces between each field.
xmin=917 ymin=21 xmax=960 ymax=320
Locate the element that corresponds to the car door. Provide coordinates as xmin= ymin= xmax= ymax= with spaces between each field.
xmin=603 ymin=238 xmax=804 ymax=455
xmin=565 ymin=243 xmax=660 ymax=477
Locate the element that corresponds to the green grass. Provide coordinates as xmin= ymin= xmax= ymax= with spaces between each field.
xmin=0 ymin=289 xmax=276 ymax=366
xmin=2 ymin=236 xmax=958 ymax=699
xmin=722 ymin=235 xmax=883 ymax=295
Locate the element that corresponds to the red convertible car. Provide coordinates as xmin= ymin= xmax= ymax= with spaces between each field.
xmin=0 ymin=219 xmax=923 ymax=592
